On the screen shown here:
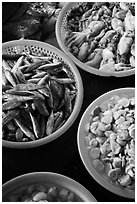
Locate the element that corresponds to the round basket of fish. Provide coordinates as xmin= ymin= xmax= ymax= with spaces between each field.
xmin=78 ymin=88 xmax=135 ymax=199
xmin=56 ymin=2 xmax=135 ymax=77
xmin=2 ymin=39 xmax=83 ymax=148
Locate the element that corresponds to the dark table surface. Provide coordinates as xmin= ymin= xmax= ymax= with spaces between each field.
xmin=2 ymin=20 xmax=135 ymax=202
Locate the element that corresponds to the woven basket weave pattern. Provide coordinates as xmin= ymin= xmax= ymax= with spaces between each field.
xmin=3 ymin=41 xmax=76 ymax=82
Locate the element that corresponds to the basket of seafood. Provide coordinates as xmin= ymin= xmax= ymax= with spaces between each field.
xmin=56 ymin=2 xmax=135 ymax=77
xmin=2 ymin=172 xmax=97 ymax=202
xmin=2 ymin=39 xmax=83 ymax=148
xmin=78 ymin=88 xmax=135 ymax=198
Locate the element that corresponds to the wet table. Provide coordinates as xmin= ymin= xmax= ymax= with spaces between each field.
xmin=2 ymin=29 xmax=135 ymax=202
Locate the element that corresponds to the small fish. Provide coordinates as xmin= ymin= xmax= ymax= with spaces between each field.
xmin=15 ymin=128 xmax=24 ymax=142
xmin=6 ymin=89 xmax=35 ymax=96
xmin=64 ymin=87 xmax=72 ymax=118
xmin=27 ymin=78 xmax=41 ymax=83
xmin=46 ymin=110 xmax=54 ymax=135
xmin=46 ymin=68 xmax=63 ymax=76
xmin=37 ymin=74 xmax=49 ymax=86
xmin=2 ymin=70 xmax=8 ymax=86
xmin=32 ymin=72 xmax=47 ymax=79
xmin=46 ymin=84 xmax=54 ymax=108
xmin=24 ymin=73 xmax=34 ymax=79
xmin=31 ymin=91 xmax=45 ymax=100
xmin=13 ymin=69 xmax=26 ymax=83
xmin=34 ymin=99 xmax=49 ymax=116
xmin=2 ymin=109 xmax=19 ymax=126
xmin=14 ymin=118 xmax=36 ymax=141
xmin=37 ymin=62 xmax=62 ymax=71
xmin=35 ymin=110 xmax=41 ymax=122
xmin=2 ymin=101 xmax=22 ymax=111
xmin=53 ymin=94 xmax=60 ymax=112
xmin=4 ymin=94 xmax=36 ymax=102
xmin=58 ymin=99 xmax=65 ymax=109
xmin=54 ymin=111 xmax=64 ymax=131
xmin=28 ymin=109 xmax=41 ymax=139
xmin=38 ymin=87 xmax=50 ymax=97
xmin=8 ymin=83 xmax=47 ymax=91
xmin=11 ymin=56 xmax=24 ymax=73
xmin=18 ymin=65 xmax=29 ymax=72
xmin=4 ymin=69 xmax=17 ymax=86
xmin=49 ymin=79 xmax=64 ymax=99
xmin=19 ymin=108 xmax=33 ymax=130
xmin=50 ymin=76 xmax=75 ymax=84
xmin=40 ymin=115 xmax=46 ymax=138
xmin=24 ymin=60 xmax=47 ymax=72
xmin=2 ymin=60 xmax=11 ymax=71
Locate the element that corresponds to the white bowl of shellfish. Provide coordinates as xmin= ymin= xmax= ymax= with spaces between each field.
xmin=2 ymin=172 xmax=97 ymax=202
xmin=56 ymin=2 xmax=135 ymax=77
xmin=77 ymin=88 xmax=135 ymax=199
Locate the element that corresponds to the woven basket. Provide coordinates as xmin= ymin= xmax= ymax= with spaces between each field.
xmin=2 ymin=39 xmax=83 ymax=148
xmin=56 ymin=2 xmax=135 ymax=77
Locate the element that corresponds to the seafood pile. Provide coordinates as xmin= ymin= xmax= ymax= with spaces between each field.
xmin=2 ymin=49 xmax=77 ymax=142
xmin=85 ymin=95 xmax=135 ymax=190
xmin=64 ymin=2 xmax=135 ymax=72
xmin=7 ymin=183 xmax=79 ymax=202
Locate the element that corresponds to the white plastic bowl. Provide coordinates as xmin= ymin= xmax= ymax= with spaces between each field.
xmin=2 ymin=172 xmax=97 ymax=202
xmin=56 ymin=2 xmax=135 ymax=77
xmin=77 ymin=88 xmax=135 ymax=199
xmin=2 ymin=39 xmax=83 ymax=149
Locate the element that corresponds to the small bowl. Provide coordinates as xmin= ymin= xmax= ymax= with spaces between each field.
xmin=77 ymin=88 xmax=135 ymax=199
xmin=2 ymin=172 xmax=97 ymax=202
xmin=2 ymin=39 xmax=83 ymax=149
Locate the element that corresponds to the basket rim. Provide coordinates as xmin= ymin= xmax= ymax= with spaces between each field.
xmin=56 ymin=2 xmax=135 ymax=77
xmin=2 ymin=39 xmax=83 ymax=149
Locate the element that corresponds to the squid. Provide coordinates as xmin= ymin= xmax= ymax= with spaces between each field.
xmin=65 ymin=31 xmax=90 ymax=48
xmin=99 ymin=30 xmax=116 ymax=47
xmin=111 ymin=18 xmax=124 ymax=30
xmin=99 ymin=58 xmax=115 ymax=72
xmin=77 ymin=42 xmax=89 ymax=61
xmin=84 ymin=21 xmax=105 ymax=37
xmin=86 ymin=49 xmax=103 ymax=69
xmin=124 ymin=10 xmax=135 ymax=32
xmin=117 ymin=32 xmax=133 ymax=56
xmin=102 ymin=48 xmax=115 ymax=62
